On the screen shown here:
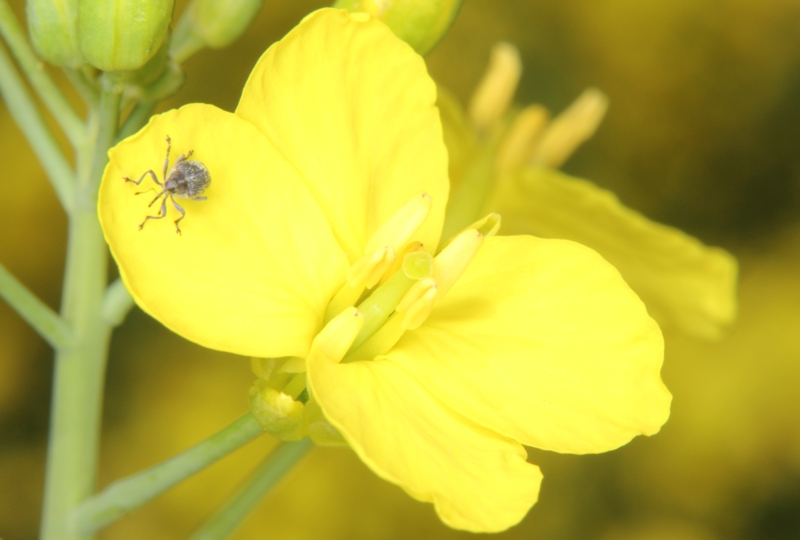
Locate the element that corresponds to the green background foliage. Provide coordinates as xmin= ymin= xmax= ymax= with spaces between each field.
xmin=2 ymin=0 xmax=800 ymax=538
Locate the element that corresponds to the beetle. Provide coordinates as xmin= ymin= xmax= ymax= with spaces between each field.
xmin=124 ymin=136 xmax=211 ymax=235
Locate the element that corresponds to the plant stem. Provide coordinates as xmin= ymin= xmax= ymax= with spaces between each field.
xmin=440 ymin=127 xmax=504 ymax=241
xmin=0 ymin=0 xmax=84 ymax=146
xmin=189 ymin=439 xmax=313 ymax=540
xmin=0 ymin=262 xmax=73 ymax=349
xmin=101 ymin=278 xmax=135 ymax=326
xmin=65 ymin=67 xmax=100 ymax=106
xmin=116 ymin=99 xmax=156 ymax=142
xmin=39 ymin=88 xmax=120 ymax=540
xmin=73 ymin=413 xmax=265 ymax=536
xmin=0 ymin=41 xmax=75 ymax=212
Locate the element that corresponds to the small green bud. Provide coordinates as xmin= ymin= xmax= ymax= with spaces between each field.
xmin=169 ymin=0 xmax=263 ymax=63
xmin=333 ymin=0 xmax=463 ymax=55
xmin=78 ymin=0 xmax=175 ymax=71
xmin=26 ymin=0 xmax=83 ymax=67
xmin=189 ymin=0 xmax=263 ymax=48
xmin=249 ymin=379 xmax=305 ymax=441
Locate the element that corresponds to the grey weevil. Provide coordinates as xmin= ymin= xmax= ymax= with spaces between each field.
xmin=124 ymin=136 xmax=211 ymax=235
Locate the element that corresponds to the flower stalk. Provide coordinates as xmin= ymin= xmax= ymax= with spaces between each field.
xmin=39 ymin=87 xmax=120 ymax=540
xmin=0 ymin=263 xmax=73 ymax=349
xmin=188 ymin=438 xmax=313 ymax=540
xmin=73 ymin=413 xmax=265 ymax=535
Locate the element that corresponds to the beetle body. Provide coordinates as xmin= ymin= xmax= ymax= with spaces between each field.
xmin=166 ymin=160 xmax=211 ymax=199
xmin=124 ymin=136 xmax=211 ymax=234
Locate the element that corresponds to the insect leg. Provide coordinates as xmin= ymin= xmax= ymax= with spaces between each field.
xmin=170 ymin=197 xmax=186 ymax=235
xmin=124 ymin=170 xmax=162 ymax=187
xmin=147 ymin=188 xmax=168 ymax=207
xmin=191 ymin=196 xmax=207 ymax=201
xmin=163 ymin=136 xmax=171 ymax=179
xmin=138 ymin=195 xmax=168 ymax=230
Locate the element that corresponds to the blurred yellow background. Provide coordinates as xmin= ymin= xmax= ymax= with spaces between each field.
xmin=2 ymin=0 xmax=800 ymax=538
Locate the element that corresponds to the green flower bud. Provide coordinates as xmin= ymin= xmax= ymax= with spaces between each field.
xmin=169 ymin=0 xmax=263 ymax=63
xmin=78 ymin=0 xmax=175 ymax=72
xmin=188 ymin=0 xmax=263 ymax=48
xmin=333 ymin=0 xmax=463 ymax=55
xmin=26 ymin=0 xmax=83 ymax=67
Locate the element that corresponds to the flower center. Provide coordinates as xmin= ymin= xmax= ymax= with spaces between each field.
xmin=249 ymin=197 xmax=500 ymax=441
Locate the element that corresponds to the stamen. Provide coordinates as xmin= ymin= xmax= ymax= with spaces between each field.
xmin=311 ymin=307 xmax=364 ymax=365
xmin=432 ymin=228 xmax=485 ymax=300
xmin=347 ymin=246 xmax=395 ymax=289
xmin=396 ymin=277 xmax=437 ymax=330
xmin=394 ymin=219 xmax=498 ymax=331
xmin=468 ymin=42 xmax=522 ymax=133
xmin=495 ymin=104 xmax=550 ymax=178
xmin=439 ymin=213 xmax=501 ymax=251
xmin=529 ymin=87 xmax=609 ymax=168
xmin=346 ymin=192 xmax=433 ymax=289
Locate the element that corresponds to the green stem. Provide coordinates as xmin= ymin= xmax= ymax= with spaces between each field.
xmin=0 ymin=262 xmax=73 ymax=349
xmin=73 ymin=413 xmax=265 ymax=535
xmin=101 ymin=278 xmax=135 ymax=326
xmin=116 ymin=99 xmax=156 ymax=142
xmin=65 ymin=67 xmax=100 ymax=106
xmin=39 ymin=88 xmax=120 ymax=540
xmin=189 ymin=439 xmax=313 ymax=540
xmin=0 ymin=0 xmax=84 ymax=146
xmin=0 ymin=41 xmax=75 ymax=212
xmin=440 ymin=128 xmax=504 ymax=241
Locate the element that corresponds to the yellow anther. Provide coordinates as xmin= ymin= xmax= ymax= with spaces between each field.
xmin=309 ymin=307 xmax=364 ymax=365
xmin=530 ymin=87 xmax=609 ymax=168
xmin=347 ymin=246 xmax=395 ymax=289
xmin=468 ymin=42 xmax=522 ymax=132
xmin=496 ymin=104 xmax=550 ymax=178
xmin=395 ymin=227 xmax=487 ymax=329
xmin=365 ymin=192 xmax=432 ymax=254
xmin=465 ymin=213 xmax=501 ymax=238
xmin=397 ymin=277 xmax=438 ymax=330
xmin=349 ymin=192 xmax=433 ymax=288
xmin=434 ymin=228 xmax=484 ymax=300
xmin=439 ymin=213 xmax=501 ymax=251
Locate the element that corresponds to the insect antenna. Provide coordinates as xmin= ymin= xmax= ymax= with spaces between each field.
xmin=147 ymin=188 xmax=168 ymax=207
xmin=134 ymin=187 xmax=157 ymax=196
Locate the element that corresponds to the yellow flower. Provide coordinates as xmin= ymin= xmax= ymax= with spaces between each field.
xmin=99 ymin=9 xmax=671 ymax=532
xmin=441 ymin=43 xmax=738 ymax=340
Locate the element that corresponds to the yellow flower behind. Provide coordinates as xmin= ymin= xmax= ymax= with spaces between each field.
xmin=440 ymin=43 xmax=738 ymax=341
xmin=99 ymin=8 xmax=671 ymax=533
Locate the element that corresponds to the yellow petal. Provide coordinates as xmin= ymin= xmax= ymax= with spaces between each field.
xmin=388 ymin=236 xmax=671 ymax=455
xmin=236 ymin=8 xmax=449 ymax=260
xmin=99 ymin=104 xmax=348 ymax=358
xmin=493 ymin=167 xmax=738 ymax=339
xmin=307 ymin=351 xmax=542 ymax=532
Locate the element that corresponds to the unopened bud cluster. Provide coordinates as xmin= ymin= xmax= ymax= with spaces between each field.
xmin=26 ymin=0 xmax=264 ymax=72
